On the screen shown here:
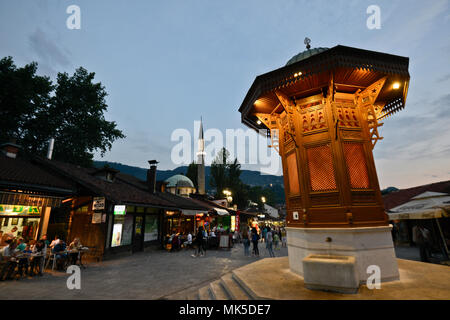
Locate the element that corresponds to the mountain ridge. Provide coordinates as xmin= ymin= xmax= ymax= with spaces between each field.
xmin=93 ymin=160 xmax=285 ymax=190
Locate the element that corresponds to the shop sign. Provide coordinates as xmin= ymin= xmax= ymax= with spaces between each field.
xmin=92 ymin=212 xmax=102 ymax=224
xmin=236 ymin=212 xmax=240 ymax=232
xmin=0 ymin=204 xmax=41 ymax=215
xmin=114 ymin=205 xmax=126 ymax=215
xmin=92 ymin=197 xmax=105 ymax=210
xmin=231 ymin=215 xmax=236 ymax=232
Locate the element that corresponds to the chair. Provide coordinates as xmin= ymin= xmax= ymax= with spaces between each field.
xmin=45 ymin=251 xmax=56 ymax=271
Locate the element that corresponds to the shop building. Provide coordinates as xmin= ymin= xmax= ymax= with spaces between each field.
xmin=0 ymin=143 xmax=75 ymax=244
xmin=35 ymin=157 xmax=182 ymax=259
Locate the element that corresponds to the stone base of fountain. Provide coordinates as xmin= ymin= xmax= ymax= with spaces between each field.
xmin=303 ymin=254 xmax=359 ymax=293
xmin=286 ymin=226 xmax=399 ymax=286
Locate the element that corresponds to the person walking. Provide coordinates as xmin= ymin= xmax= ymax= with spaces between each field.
xmin=265 ymin=227 xmax=275 ymax=257
xmin=242 ymin=228 xmax=250 ymax=256
xmin=262 ymin=226 xmax=267 ymax=243
xmin=192 ymin=226 xmax=205 ymax=258
xmin=273 ymin=232 xmax=280 ymax=250
xmin=202 ymin=228 xmax=208 ymax=254
xmin=413 ymin=224 xmax=432 ymax=262
xmin=251 ymin=227 xmax=260 ymax=257
xmin=281 ymin=228 xmax=287 ymax=248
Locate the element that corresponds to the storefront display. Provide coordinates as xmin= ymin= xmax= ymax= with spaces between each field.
xmin=111 ymin=214 xmax=133 ymax=247
xmin=144 ymin=215 xmax=158 ymax=241
xmin=111 ymin=223 xmax=122 ymax=247
xmin=0 ymin=205 xmax=42 ymax=241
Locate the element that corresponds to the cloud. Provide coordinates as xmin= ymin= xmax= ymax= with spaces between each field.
xmin=436 ymin=73 xmax=450 ymax=83
xmin=28 ymin=28 xmax=71 ymax=75
xmin=375 ymin=91 xmax=450 ymax=162
xmin=374 ymin=0 xmax=448 ymax=49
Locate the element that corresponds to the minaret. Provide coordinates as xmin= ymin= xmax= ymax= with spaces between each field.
xmin=197 ymin=117 xmax=206 ymax=195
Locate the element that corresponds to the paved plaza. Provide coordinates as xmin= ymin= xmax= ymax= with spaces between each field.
xmin=0 ymin=242 xmax=288 ymax=300
xmin=0 ymin=243 xmax=443 ymax=300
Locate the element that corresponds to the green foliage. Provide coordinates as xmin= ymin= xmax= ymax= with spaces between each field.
xmin=209 ymin=148 xmax=283 ymax=209
xmin=0 ymin=57 xmax=125 ymax=167
xmin=209 ymin=148 xmax=230 ymax=197
xmin=0 ymin=57 xmax=54 ymax=151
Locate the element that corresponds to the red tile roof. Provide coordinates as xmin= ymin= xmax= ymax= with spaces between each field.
xmin=383 ymin=180 xmax=450 ymax=211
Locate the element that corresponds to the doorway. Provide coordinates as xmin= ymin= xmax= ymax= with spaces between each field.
xmin=132 ymin=215 xmax=144 ymax=252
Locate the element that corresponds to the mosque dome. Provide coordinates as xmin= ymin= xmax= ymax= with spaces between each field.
xmin=285 ymin=47 xmax=329 ymax=66
xmin=165 ymin=174 xmax=195 ymax=188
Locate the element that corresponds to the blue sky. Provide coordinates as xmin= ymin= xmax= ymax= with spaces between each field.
xmin=0 ymin=0 xmax=449 ymax=189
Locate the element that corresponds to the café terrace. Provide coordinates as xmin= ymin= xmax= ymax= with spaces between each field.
xmin=0 ymin=141 xmax=238 ymax=262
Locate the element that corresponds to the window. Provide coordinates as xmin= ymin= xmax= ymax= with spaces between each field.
xmin=111 ymin=214 xmax=133 ymax=247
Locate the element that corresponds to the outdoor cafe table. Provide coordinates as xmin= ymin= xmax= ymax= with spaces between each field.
xmin=47 ymin=247 xmax=89 ymax=271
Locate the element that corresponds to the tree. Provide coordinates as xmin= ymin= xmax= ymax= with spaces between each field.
xmin=209 ymin=148 xmax=249 ymax=209
xmin=209 ymin=148 xmax=229 ymax=196
xmin=0 ymin=57 xmax=53 ymax=150
xmin=185 ymin=161 xmax=198 ymax=191
xmin=48 ymin=67 xmax=125 ymax=166
xmin=0 ymin=57 xmax=125 ymax=167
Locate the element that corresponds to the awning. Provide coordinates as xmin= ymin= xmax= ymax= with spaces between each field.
xmin=0 ymin=191 xmax=64 ymax=208
xmin=388 ymin=208 xmax=449 ymax=220
xmin=387 ymin=192 xmax=450 ymax=220
xmin=181 ymin=209 xmax=208 ymax=216
xmin=214 ymin=208 xmax=230 ymax=216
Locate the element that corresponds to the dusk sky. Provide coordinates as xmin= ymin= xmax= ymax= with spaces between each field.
xmin=1 ymin=0 xmax=449 ymax=189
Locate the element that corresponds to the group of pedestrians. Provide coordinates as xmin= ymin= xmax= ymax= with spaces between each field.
xmin=241 ymin=225 xmax=287 ymax=258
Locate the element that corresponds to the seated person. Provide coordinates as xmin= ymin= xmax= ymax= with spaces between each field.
xmin=0 ymin=239 xmax=18 ymax=280
xmin=17 ymin=242 xmax=32 ymax=278
xmin=171 ymin=234 xmax=179 ymax=251
xmin=40 ymin=234 xmax=50 ymax=247
xmin=68 ymin=238 xmax=83 ymax=265
xmin=52 ymin=239 xmax=67 ymax=270
xmin=29 ymin=240 xmax=45 ymax=276
xmin=50 ymin=235 xmax=60 ymax=249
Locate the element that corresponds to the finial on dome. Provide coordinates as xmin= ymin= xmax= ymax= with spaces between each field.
xmin=304 ymin=37 xmax=311 ymax=50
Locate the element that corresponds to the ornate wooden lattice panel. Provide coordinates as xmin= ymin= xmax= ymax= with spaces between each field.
xmin=306 ymin=144 xmax=337 ymax=191
xmin=343 ymin=142 xmax=370 ymax=189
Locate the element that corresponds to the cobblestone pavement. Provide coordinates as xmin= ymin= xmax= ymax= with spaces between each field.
xmin=1 ymin=243 xmax=443 ymax=300
xmin=0 ymin=242 xmax=288 ymax=300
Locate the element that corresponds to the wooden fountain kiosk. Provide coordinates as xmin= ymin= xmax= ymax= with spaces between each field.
xmin=238 ymin=40 xmax=410 ymax=289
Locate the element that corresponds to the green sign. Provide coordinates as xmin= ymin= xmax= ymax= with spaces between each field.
xmin=114 ymin=205 xmax=126 ymax=215
xmin=0 ymin=205 xmax=41 ymax=215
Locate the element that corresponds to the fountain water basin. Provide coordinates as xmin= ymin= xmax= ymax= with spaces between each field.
xmin=302 ymin=254 xmax=359 ymax=294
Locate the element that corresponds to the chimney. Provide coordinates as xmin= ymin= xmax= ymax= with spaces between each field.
xmin=0 ymin=139 xmax=21 ymax=159
xmin=47 ymin=138 xmax=55 ymax=160
xmin=147 ymin=160 xmax=159 ymax=193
